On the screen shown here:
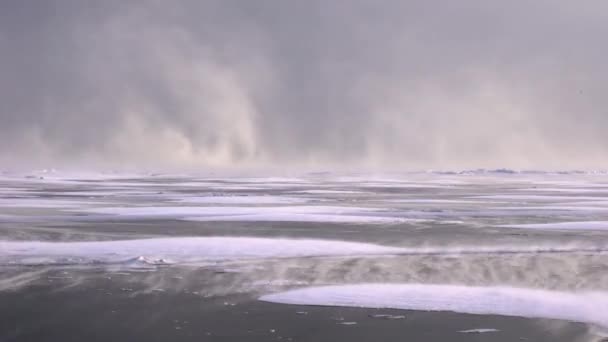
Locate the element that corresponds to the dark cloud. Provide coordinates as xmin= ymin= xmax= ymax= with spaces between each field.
xmin=1 ymin=0 xmax=607 ymax=170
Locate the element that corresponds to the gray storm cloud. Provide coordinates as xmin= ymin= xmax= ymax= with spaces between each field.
xmin=1 ymin=0 xmax=607 ymax=171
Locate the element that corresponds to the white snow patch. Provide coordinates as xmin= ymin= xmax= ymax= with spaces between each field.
xmin=183 ymin=213 xmax=418 ymax=224
xmin=472 ymin=195 xmax=607 ymax=201
xmin=500 ymin=221 xmax=608 ymax=231
xmin=293 ymin=190 xmax=367 ymax=195
xmin=358 ymin=183 xmax=450 ymax=189
xmin=560 ymin=201 xmax=608 ymax=206
xmin=0 ymin=237 xmax=406 ymax=266
xmin=172 ymin=196 xmax=310 ymax=205
xmin=69 ymin=205 xmax=413 ymax=224
xmin=516 ymin=188 xmax=608 ymax=193
xmin=389 ymin=199 xmax=485 ymax=204
xmin=458 ymin=328 xmax=500 ymax=334
xmin=71 ymin=205 xmax=379 ymax=216
xmin=259 ymin=284 xmax=608 ymax=327
xmin=0 ymin=198 xmax=102 ymax=208
xmin=218 ymin=177 xmax=308 ymax=184
xmin=493 ymin=206 xmax=608 ymax=212
xmin=4 ymin=238 xmax=605 ymax=267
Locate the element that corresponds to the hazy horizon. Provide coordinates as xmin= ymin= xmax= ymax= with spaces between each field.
xmin=2 ymin=1 xmax=608 ymax=171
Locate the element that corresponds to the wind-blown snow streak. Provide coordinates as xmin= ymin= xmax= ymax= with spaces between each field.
xmin=1 ymin=237 xmax=607 ymax=267
xmin=260 ymin=284 xmax=608 ymax=327
xmin=172 ymin=195 xmax=311 ymax=205
xmin=293 ymin=190 xmax=367 ymax=195
xmin=71 ymin=205 xmax=380 ymax=216
xmin=0 ymin=237 xmax=405 ymax=266
xmin=0 ymin=198 xmax=103 ymax=208
xmin=472 ymin=195 xmax=608 ymax=201
xmin=182 ymin=213 xmax=418 ymax=224
xmin=492 ymin=206 xmax=608 ymax=212
xmin=500 ymin=221 xmax=608 ymax=231
xmin=69 ymin=205 xmax=414 ymax=224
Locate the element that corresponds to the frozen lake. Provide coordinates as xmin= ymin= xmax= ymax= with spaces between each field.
xmin=1 ymin=170 xmax=608 ymax=341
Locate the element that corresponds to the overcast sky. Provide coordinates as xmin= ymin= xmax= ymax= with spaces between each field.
xmin=1 ymin=0 xmax=607 ymax=171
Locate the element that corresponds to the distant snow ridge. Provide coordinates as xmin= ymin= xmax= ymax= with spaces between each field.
xmin=458 ymin=328 xmax=499 ymax=334
xmin=427 ymin=168 xmax=521 ymax=175
xmin=427 ymin=169 xmax=608 ymax=175
xmin=500 ymin=221 xmax=608 ymax=231
xmin=1 ymin=237 xmax=607 ymax=267
xmin=260 ymin=284 xmax=608 ymax=327
xmin=0 ymin=237 xmax=405 ymax=266
xmin=172 ymin=195 xmax=310 ymax=205
xmin=70 ymin=205 xmax=415 ymax=224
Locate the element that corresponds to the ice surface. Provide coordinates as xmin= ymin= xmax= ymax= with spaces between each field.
xmin=293 ymin=190 xmax=367 ymax=195
xmin=172 ymin=195 xmax=311 ymax=204
xmin=4 ymin=237 xmax=605 ymax=267
xmin=517 ymin=188 xmax=608 ymax=193
xmin=0 ymin=198 xmax=102 ymax=208
xmin=458 ymin=328 xmax=500 ymax=333
xmin=259 ymin=284 xmax=608 ymax=327
xmin=71 ymin=205 xmax=381 ymax=216
xmin=215 ymin=177 xmax=308 ymax=183
xmin=500 ymin=221 xmax=608 ymax=231
xmin=47 ymin=190 xmax=168 ymax=197
xmin=0 ymin=237 xmax=406 ymax=266
xmin=389 ymin=199 xmax=485 ymax=204
xmin=368 ymin=314 xmax=406 ymax=320
xmin=472 ymin=195 xmax=607 ymax=201
xmin=182 ymin=213 xmax=419 ymax=224
xmin=358 ymin=183 xmax=451 ymax=189
xmin=560 ymin=201 xmax=608 ymax=206
xmin=0 ymin=214 xmax=17 ymax=221
xmin=3 ymin=171 xmax=608 ymax=321
xmin=491 ymin=206 xmax=608 ymax=211
xmin=70 ymin=205 xmax=413 ymax=224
